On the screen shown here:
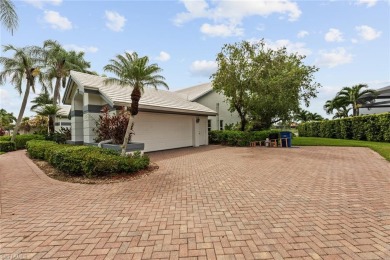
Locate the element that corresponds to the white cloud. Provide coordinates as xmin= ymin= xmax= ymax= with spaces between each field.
xmin=43 ymin=11 xmax=72 ymax=30
xmin=355 ymin=25 xmax=381 ymax=41
xmin=200 ymin=23 xmax=244 ymax=37
xmin=155 ymin=51 xmax=171 ymax=62
xmin=297 ymin=30 xmax=309 ymax=38
xmin=63 ymin=44 xmax=98 ymax=53
xmin=316 ymin=47 xmax=353 ymax=68
xmin=325 ymin=28 xmax=344 ymax=42
xmin=174 ymin=0 xmax=301 ymax=37
xmin=356 ymin=0 xmax=377 ymax=7
xmin=190 ymin=60 xmax=217 ymax=77
xmin=105 ymin=11 xmax=126 ymax=32
xmin=24 ymin=0 xmax=62 ymax=8
xmin=258 ymin=39 xmax=312 ymax=56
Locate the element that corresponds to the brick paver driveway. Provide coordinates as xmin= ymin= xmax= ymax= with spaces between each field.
xmin=1 ymin=146 xmax=390 ymax=259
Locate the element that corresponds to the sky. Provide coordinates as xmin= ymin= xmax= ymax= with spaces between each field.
xmin=0 ymin=0 xmax=389 ymax=119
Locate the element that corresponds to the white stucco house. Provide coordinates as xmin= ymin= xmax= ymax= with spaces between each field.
xmin=62 ymin=71 xmax=216 ymax=152
xmin=55 ymin=105 xmax=71 ymax=132
xmin=176 ymin=83 xmax=240 ymax=131
xmin=360 ymin=85 xmax=390 ymax=115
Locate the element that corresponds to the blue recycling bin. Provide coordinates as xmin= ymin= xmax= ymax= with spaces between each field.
xmin=280 ymin=131 xmax=292 ymax=147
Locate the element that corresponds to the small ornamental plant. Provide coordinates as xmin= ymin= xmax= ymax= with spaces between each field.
xmin=94 ymin=106 xmax=129 ymax=144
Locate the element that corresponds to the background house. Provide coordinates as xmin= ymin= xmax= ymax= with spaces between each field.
xmin=62 ymin=71 xmax=216 ymax=152
xmin=360 ymin=85 xmax=390 ymax=115
xmin=55 ymin=105 xmax=71 ymax=132
xmin=176 ymin=83 xmax=240 ymax=131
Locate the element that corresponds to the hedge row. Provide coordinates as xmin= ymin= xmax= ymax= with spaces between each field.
xmin=297 ymin=113 xmax=390 ymax=142
xmin=0 ymin=141 xmax=16 ymax=152
xmin=0 ymin=134 xmax=45 ymax=149
xmin=209 ymin=130 xmax=281 ymax=146
xmin=26 ymin=140 xmax=150 ymax=178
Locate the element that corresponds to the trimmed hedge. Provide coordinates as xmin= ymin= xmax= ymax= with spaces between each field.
xmin=26 ymin=140 xmax=150 ymax=178
xmin=297 ymin=113 xmax=390 ymax=142
xmin=209 ymin=130 xmax=281 ymax=146
xmin=0 ymin=134 xmax=45 ymax=149
xmin=0 ymin=141 xmax=16 ymax=152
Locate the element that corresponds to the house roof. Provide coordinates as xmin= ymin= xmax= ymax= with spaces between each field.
xmin=57 ymin=105 xmax=71 ymax=117
xmin=175 ymin=82 xmax=213 ymax=101
xmin=63 ymin=71 xmax=216 ymax=116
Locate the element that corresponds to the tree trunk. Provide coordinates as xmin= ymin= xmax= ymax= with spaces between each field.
xmin=130 ymin=88 xmax=141 ymax=116
xmin=48 ymin=115 xmax=55 ymax=134
xmin=11 ymin=82 xmax=31 ymax=142
xmin=53 ymin=77 xmax=61 ymax=105
xmin=240 ymin=116 xmax=246 ymax=131
xmin=121 ymin=112 xmax=135 ymax=156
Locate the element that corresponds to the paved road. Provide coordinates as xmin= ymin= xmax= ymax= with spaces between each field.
xmin=0 ymin=146 xmax=389 ymax=259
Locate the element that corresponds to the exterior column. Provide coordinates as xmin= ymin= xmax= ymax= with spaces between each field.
xmin=70 ymin=93 xmax=84 ymax=144
xmin=193 ymin=116 xmax=200 ymax=147
xmin=83 ymin=93 xmax=101 ymax=143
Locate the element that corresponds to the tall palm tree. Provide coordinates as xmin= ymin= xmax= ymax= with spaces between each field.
xmin=36 ymin=104 xmax=60 ymax=134
xmin=30 ymin=91 xmax=53 ymax=111
xmin=42 ymin=40 xmax=91 ymax=105
xmin=335 ymin=84 xmax=377 ymax=116
xmin=0 ymin=0 xmax=18 ymax=34
xmin=307 ymin=112 xmax=324 ymax=121
xmin=104 ymin=51 xmax=168 ymax=155
xmin=0 ymin=45 xmax=42 ymax=141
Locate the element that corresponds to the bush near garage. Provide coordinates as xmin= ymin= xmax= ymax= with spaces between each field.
xmin=26 ymin=140 xmax=150 ymax=178
xmin=209 ymin=130 xmax=281 ymax=146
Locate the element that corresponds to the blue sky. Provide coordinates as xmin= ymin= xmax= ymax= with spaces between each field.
xmin=1 ymin=0 xmax=389 ymax=118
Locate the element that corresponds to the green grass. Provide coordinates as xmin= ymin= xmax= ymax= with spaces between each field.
xmin=292 ymin=137 xmax=390 ymax=162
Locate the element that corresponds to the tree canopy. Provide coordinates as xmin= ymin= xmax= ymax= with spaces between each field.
xmin=211 ymin=40 xmax=321 ymax=131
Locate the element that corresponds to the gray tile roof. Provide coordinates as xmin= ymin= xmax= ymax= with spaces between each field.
xmin=68 ymin=71 xmax=216 ymax=116
xmin=175 ymin=82 xmax=213 ymax=101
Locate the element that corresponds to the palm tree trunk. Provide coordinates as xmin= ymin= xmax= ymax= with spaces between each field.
xmin=121 ymin=112 xmax=134 ymax=156
xmin=11 ymin=81 xmax=30 ymax=142
xmin=53 ymin=77 xmax=61 ymax=105
xmin=48 ymin=115 xmax=55 ymax=134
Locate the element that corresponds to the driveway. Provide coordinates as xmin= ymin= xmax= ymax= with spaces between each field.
xmin=0 ymin=146 xmax=389 ymax=259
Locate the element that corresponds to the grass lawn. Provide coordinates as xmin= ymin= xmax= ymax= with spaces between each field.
xmin=292 ymin=137 xmax=390 ymax=162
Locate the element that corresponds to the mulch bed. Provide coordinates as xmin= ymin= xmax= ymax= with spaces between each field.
xmin=31 ymin=158 xmax=159 ymax=184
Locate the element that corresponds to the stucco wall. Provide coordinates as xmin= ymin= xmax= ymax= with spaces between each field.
xmin=195 ymin=91 xmax=240 ymax=130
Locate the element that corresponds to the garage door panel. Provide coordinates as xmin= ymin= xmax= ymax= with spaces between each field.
xmin=132 ymin=112 xmax=193 ymax=152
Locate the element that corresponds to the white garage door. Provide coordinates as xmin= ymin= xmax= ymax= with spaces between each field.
xmin=132 ymin=112 xmax=194 ymax=152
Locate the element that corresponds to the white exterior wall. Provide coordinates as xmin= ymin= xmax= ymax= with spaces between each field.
xmin=195 ymin=91 xmax=240 ymax=131
xmin=83 ymin=93 xmax=105 ymax=143
xmin=54 ymin=117 xmax=71 ymax=132
xmin=132 ymin=112 xmax=208 ymax=152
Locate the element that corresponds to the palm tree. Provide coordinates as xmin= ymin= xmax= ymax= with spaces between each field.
xmin=36 ymin=104 xmax=60 ymax=134
xmin=104 ymin=51 xmax=168 ymax=155
xmin=334 ymin=84 xmax=377 ymax=116
xmin=42 ymin=40 xmax=91 ymax=105
xmin=0 ymin=108 xmax=16 ymax=130
xmin=0 ymin=45 xmax=42 ymax=141
xmin=333 ymin=106 xmax=351 ymax=119
xmin=294 ymin=109 xmax=309 ymax=123
xmin=307 ymin=112 xmax=324 ymax=121
xmin=30 ymin=91 xmax=53 ymax=111
xmin=0 ymin=0 xmax=18 ymax=34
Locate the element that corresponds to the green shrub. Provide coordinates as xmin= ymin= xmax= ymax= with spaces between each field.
xmin=209 ymin=130 xmax=281 ymax=146
xmin=16 ymin=134 xmax=44 ymax=149
xmin=0 ymin=141 xmax=16 ymax=152
xmin=26 ymin=140 xmax=149 ymax=177
xmin=298 ymin=113 xmax=390 ymax=142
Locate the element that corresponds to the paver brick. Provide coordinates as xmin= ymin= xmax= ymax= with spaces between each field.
xmin=1 ymin=146 xmax=389 ymax=259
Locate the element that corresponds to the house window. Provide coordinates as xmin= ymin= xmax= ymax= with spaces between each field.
xmin=219 ymin=120 xmax=224 ymax=130
xmin=208 ymin=120 xmax=211 ymax=132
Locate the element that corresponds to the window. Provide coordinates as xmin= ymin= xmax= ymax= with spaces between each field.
xmin=208 ymin=120 xmax=211 ymax=132
xmin=219 ymin=120 xmax=224 ymax=130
